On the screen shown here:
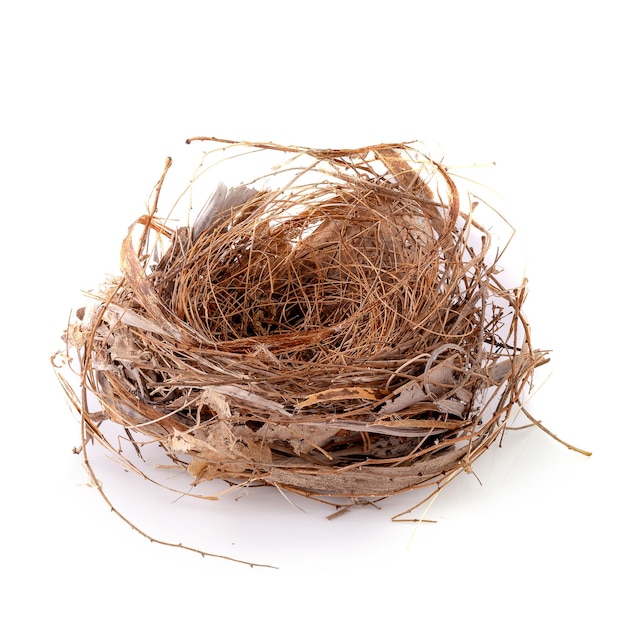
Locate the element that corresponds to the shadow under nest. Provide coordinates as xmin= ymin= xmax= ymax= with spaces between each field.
xmin=60 ymin=139 xmax=548 ymax=505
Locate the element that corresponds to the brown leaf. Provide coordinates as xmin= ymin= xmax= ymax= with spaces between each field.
xmin=295 ymin=386 xmax=380 ymax=409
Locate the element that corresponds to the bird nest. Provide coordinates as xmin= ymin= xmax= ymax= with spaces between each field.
xmin=56 ymin=138 xmax=556 ymax=515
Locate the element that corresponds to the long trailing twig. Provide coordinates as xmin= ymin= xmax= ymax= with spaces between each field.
xmin=519 ymin=406 xmax=592 ymax=457
xmin=78 ymin=440 xmax=278 ymax=569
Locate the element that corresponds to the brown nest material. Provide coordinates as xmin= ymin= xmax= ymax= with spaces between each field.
xmin=56 ymin=137 xmax=575 ymax=518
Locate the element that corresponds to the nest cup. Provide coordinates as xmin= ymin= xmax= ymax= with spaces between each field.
xmin=59 ymin=138 xmax=548 ymax=507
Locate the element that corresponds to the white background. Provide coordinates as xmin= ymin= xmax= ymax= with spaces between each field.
xmin=2 ymin=1 xmax=623 ymax=624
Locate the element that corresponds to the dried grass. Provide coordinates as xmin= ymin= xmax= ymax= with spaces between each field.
xmin=54 ymin=138 xmax=586 ymax=547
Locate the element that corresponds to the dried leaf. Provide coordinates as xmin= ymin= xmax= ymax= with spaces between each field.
xmin=295 ymin=386 xmax=379 ymax=409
